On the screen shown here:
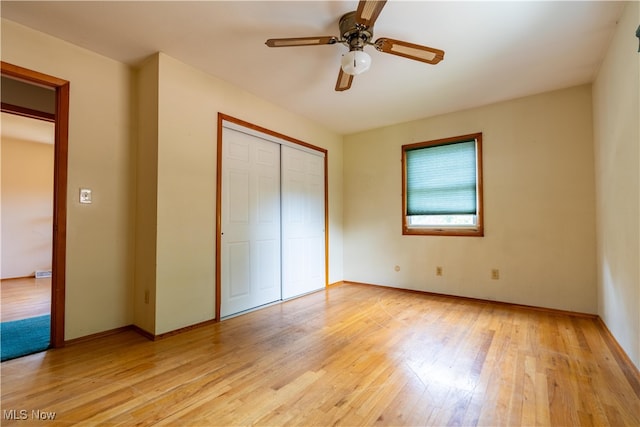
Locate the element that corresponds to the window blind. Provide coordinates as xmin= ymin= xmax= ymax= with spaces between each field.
xmin=406 ymin=140 xmax=477 ymax=216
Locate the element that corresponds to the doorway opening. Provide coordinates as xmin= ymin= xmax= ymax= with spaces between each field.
xmin=1 ymin=108 xmax=55 ymax=360
xmin=1 ymin=62 xmax=69 ymax=355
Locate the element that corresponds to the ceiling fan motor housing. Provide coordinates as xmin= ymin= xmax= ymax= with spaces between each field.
xmin=339 ymin=11 xmax=373 ymax=51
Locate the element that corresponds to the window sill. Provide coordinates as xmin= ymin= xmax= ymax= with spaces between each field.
xmin=403 ymin=226 xmax=484 ymax=237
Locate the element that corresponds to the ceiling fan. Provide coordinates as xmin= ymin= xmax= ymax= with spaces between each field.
xmin=265 ymin=0 xmax=444 ymax=92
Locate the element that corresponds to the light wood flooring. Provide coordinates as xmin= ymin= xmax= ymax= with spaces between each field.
xmin=1 ymin=283 xmax=639 ymax=426
xmin=1 ymin=277 xmax=51 ymax=322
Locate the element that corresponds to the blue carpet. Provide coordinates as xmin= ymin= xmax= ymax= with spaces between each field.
xmin=1 ymin=315 xmax=50 ymax=362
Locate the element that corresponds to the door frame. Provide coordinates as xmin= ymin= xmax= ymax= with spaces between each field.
xmin=1 ymin=61 xmax=69 ymax=348
xmin=215 ymin=113 xmax=329 ymax=320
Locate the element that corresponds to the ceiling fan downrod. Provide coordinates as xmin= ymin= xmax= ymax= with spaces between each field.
xmin=338 ymin=11 xmax=373 ymax=51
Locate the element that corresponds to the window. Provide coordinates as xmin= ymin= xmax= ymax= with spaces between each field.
xmin=402 ymin=133 xmax=483 ymax=236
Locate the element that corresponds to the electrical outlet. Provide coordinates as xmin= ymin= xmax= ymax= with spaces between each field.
xmin=491 ymin=269 xmax=500 ymax=280
xmin=436 ymin=266 xmax=443 ymax=276
xmin=144 ymin=290 xmax=150 ymax=304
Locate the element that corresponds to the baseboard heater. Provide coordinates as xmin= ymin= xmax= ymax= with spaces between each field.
xmin=35 ymin=270 xmax=52 ymax=279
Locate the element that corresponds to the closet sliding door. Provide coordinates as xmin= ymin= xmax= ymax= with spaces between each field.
xmin=281 ymin=146 xmax=326 ymax=299
xmin=220 ymin=127 xmax=282 ymax=317
xmin=219 ymin=117 xmax=326 ymax=318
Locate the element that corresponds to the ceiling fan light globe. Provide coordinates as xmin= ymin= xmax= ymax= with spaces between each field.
xmin=341 ymin=50 xmax=372 ymax=75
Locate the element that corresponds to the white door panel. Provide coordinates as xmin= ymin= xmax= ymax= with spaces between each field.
xmin=221 ymin=128 xmax=281 ymax=317
xmin=281 ymin=146 xmax=326 ymax=299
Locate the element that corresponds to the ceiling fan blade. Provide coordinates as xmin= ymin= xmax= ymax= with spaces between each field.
xmin=375 ymin=38 xmax=445 ymax=65
xmin=335 ymin=68 xmax=353 ymax=92
xmin=265 ymin=36 xmax=338 ymax=47
xmin=355 ymin=0 xmax=387 ymax=27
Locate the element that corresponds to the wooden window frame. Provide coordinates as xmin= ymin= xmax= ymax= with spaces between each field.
xmin=402 ymin=133 xmax=484 ymax=237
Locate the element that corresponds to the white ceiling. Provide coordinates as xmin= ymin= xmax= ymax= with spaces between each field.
xmin=1 ymin=1 xmax=625 ymax=135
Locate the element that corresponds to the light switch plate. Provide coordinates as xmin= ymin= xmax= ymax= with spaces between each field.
xmin=79 ymin=188 xmax=92 ymax=204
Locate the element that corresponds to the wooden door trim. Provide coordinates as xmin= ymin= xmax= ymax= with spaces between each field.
xmin=1 ymin=61 xmax=69 ymax=348
xmin=215 ymin=113 xmax=329 ymax=321
xmin=1 ymin=102 xmax=56 ymax=122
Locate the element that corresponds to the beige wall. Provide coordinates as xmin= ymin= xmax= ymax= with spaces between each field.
xmin=1 ymin=136 xmax=54 ymax=279
xmin=134 ymin=54 xmax=159 ymax=333
xmin=151 ymin=53 xmax=343 ymax=334
xmin=344 ymin=85 xmax=597 ymax=314
xmin=593 ymin=2 xmax=639 ymax=369
xmin=1 ymin=19 xmax=137 ymax=339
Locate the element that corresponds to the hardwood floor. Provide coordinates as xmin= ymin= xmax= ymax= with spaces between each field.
xmin=1 ymin=277 xmax=51 ymax=322
xmin=1 ymin=283 xmax=639 ymax=426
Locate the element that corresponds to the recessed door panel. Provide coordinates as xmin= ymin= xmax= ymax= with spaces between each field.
xmin=257 ymin=175 xmax=278 ymax=224
xmin=257 ymin=239 xmax=279 ymax=291
xmin=228 ymin=242 xmax=250 ymax=298
xmin=228 ymin=171 xmax=249 ymax=224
